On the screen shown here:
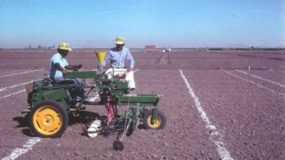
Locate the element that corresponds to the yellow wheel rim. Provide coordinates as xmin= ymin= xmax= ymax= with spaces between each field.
xmin=33 ymin=106 xmax=62 ymax=136
xmin=147 ymin=115 xmax=162 ymax=129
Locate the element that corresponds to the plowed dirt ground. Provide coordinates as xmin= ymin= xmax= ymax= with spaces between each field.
xmin=0 ymin=49 xmax=284 ymax=160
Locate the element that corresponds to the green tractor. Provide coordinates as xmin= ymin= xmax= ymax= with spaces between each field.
xmin=24 ymin=51 xmax=166 ymax=150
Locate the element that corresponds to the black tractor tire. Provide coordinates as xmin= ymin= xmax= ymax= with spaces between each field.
xmin=28 ymin=101 xmax=68 ymax=138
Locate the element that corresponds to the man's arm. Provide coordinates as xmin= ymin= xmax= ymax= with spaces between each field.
xmin=102 ymin=50 xmax=111 ymax=67
xmin=126 ymin=49 xmax=135 ymax=70
xmin=54 ymin=64 xmax=82 ymax=74
xmin=55 ymin=63 xmax=69 ymax=74
xmin=52 ymin=54 xmax=70 ymax=74
xmin=65 ymin=64 xmax=82 ymax=70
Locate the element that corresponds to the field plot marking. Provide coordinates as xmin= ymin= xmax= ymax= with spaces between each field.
xmin=222 ymin=70 xmax=285 ymax=96
xmin=0 ymin=81 xmax=33 ymax=92
xmin=1 ymin=138 xmax=41 ymax=160
xmin=0 ymin=90 xmax=25 ymax=99
xmin=0 ymin=80 xmax=42 ymax=160
xmin=179 ymin=69 xmax=233 ymax=160
xmin=235 ymin=70 xmax=285 ymax=88
xmin=0 ymin=69 xmax=43 ymax=78
xmin=0 ymin=82 xmax=40 ymax=160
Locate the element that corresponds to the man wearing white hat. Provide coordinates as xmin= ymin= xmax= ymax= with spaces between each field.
xmin=102 ymin=36 xmax=136 ymax=90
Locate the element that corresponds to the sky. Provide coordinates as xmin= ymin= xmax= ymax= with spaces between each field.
xmin=0 ymin=0 xmax=284 ymax=48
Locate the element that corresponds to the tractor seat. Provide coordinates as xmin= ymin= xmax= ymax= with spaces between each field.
xmin=52 ymin=78 xmax=82 ymax=87
xmin=56 ymin=80 xmax=77 ymax=85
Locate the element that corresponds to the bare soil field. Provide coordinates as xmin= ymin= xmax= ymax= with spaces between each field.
xmin=0 ymin=49 xmax=284 ymax=159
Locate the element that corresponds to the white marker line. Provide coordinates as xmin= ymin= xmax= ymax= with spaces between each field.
xmin=0 ymin=89 xmax=26 ymax=99
xmin=0 ymin=69 xmax=43 ymax=78
xmin=179 ymin=69 xmax=233 ymax=160
xmin=223 ymin=70 xmax=285 ymax=96
xmin=1 ymin=138 xmax=41 ymax=160
xmin=235 ymin=70 xmax=285 ymax=88
xmin=0 ymin=81 xmax=32 ymax=92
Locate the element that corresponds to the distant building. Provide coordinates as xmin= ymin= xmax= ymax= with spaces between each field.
xmin=144 ymin=45 xmax=156 ymax=52
xmin=162 ymin=48 xmax=171 ymax=52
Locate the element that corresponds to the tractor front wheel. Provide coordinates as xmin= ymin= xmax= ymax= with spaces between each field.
xmin=29 ymin=101 xmax=68 ymax=138
xmin=143 ymin=110 xmax=166 ymax=129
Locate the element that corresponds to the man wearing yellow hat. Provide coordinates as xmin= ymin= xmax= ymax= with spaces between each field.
xmin=48 ymin=42 xmax=82 ymax=81
xmin=102 ymin=37 xmax=136 ymax=90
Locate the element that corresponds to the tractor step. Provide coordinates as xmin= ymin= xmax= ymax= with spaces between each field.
xmin=21 ymin=109 xmax=31 ymax=114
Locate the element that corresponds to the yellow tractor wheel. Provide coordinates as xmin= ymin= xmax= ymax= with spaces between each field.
xmin=29 ymin=101 xmax=68 ymax=138
xmin=143 ymin=110 xmax=166 ymax=129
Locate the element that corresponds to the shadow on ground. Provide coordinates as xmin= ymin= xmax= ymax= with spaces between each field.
xmin=13 ymin=115 xmax=33 ymax=137
xmin=12 ymin=111 xmax=102 ymax=137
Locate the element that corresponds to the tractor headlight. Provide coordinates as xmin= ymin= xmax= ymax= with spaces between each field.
xmin=25 ymin=83 xmax=34 ymax=93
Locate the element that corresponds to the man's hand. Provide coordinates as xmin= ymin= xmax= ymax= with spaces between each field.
xmin=62 ymin=69 xmax=69 ymax=74
xmin=127 ymin=67 xmax=133 ymax=72
xmin=77 ymin=64 xmax=82 ymax=69
xmin=72 ymin=64 xmax=82 ymax=71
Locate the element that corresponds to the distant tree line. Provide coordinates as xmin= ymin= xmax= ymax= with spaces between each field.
xmin=208 ymin=47 xmax=285 ymax=51
xmin=27 ymin=44 xmax=56 ymax=49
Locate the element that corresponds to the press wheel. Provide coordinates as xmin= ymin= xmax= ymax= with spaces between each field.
xmin=143 ymin=110 xmax=166 ymax=129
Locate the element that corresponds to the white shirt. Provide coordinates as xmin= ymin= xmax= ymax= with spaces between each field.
xmin=48 ymin=52 xmax=69 ymax=79
xmin=103 ymin=47 xmax=135 ymax=69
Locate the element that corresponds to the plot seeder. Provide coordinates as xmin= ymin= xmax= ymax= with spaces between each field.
xmin=23 ymin=51 xmax=166 ymax=150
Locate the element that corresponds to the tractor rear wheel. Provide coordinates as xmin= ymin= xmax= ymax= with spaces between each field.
xmin=29 ymin=101 xmax=68 ymax=138
xmin=143 ymin=110 xmax=166 ymax=129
